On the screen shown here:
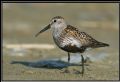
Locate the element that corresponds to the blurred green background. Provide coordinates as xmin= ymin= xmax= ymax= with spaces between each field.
xmin=3 ymin=3 xmax=119 ymax=80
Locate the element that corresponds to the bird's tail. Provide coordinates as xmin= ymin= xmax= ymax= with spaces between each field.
xmin=92 ymin=41 xmax=109 ymax=48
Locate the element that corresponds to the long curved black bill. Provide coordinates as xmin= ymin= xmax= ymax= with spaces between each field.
xmin=35 ymin=24 xmax=50 ymax=37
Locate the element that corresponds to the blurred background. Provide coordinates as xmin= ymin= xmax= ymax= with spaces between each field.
xmin=3 ymin=3 xmax=119 ymax=80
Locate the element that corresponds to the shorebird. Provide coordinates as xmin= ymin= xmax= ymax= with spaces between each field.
xmin=35 ymin=16 xmax=109 ymax=76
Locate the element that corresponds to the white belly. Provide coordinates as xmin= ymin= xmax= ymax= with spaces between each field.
xmin=61 ymin=37 xmax=81 ymax=48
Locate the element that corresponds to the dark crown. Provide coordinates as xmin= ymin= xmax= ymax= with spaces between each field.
xmin=52 ymin=16 xmax=64 ymax=20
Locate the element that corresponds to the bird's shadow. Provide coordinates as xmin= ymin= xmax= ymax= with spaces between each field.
xmin=11 ymin=59 xmax=81 ymax=69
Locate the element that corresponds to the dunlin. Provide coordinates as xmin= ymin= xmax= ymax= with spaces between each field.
xmin=35 ymin=16 xmax=109 ymax=76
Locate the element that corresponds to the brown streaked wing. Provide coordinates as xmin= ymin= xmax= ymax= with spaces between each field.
xmin=62 ymin=25 xmax=98 ymax=47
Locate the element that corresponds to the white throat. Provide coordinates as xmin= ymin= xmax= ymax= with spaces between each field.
xmin=52 ymin=23 xmax=67 ymax=38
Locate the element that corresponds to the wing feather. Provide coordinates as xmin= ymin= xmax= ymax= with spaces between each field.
xmin=63 ymin=25 xmax=98 ymax=47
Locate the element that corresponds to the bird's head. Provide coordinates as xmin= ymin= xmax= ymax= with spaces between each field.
xmin=35 ymin=16 xmax=67 ymax=37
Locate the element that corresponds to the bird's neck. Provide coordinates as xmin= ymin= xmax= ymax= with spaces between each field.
xmin=52 ymin=24 xmax=67 ymax=38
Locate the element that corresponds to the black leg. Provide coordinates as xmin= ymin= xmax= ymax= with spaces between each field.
xmin=68 ymin=52 xmax=70 ymax=63
xmin=81 ymin=55 xmax=84 ymax=76
xmin=63 ymin=52 xmax=70 ymax=73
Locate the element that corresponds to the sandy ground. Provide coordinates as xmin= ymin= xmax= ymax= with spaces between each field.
xmin=2 ymin=48 xmax=119 ymax=80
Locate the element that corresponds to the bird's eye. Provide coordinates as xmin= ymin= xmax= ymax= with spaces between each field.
xmin=53 ymin=20 xmax=56 ymax=22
